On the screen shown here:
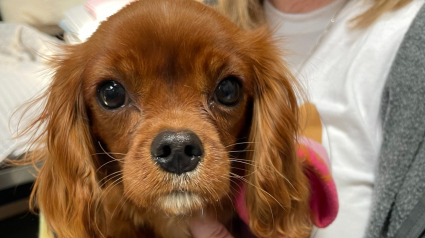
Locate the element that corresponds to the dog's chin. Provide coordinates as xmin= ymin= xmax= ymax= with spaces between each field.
xmin=156 ymin=191 xmax=204 ymax=215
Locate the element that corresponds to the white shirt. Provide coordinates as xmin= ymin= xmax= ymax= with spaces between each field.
xmin=265 ymin=0 xmax=424 ymax=237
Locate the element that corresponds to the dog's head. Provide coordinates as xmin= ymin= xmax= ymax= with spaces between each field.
xmin=28 ymin=0 xmax=312 ymax=237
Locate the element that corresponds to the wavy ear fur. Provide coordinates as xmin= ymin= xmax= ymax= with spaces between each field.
xmin=22 ymin=45 xmax=104 ymax=237
xmin=245 ymin=28 xmax=312 ymax=238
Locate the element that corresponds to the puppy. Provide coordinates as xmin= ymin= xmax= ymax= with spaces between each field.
xmin=23 ymin=0 xmax=316 ymax=237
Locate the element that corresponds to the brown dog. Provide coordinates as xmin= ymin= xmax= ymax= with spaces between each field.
xmin=23 ymin=0 xmax=312 ymax=237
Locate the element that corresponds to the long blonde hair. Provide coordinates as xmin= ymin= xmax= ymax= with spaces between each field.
xmin=214 ymin=0 xmax=414 ymax=30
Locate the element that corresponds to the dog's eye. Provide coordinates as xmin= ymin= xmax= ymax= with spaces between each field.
xmin=97 ymin=80 xmax=127 ymax=109
xmin=214 ymin=77 xmax=241 ymax=106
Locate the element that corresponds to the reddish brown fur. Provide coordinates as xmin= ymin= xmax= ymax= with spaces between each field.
xmin=21 ymin=0 xmax=311 ymax=237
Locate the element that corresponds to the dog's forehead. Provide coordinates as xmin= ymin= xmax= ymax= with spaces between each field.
xmin=94 ymin=0 xmax=243 ymax=57
xmin=87 ymin=0 xmax=250 ymax=92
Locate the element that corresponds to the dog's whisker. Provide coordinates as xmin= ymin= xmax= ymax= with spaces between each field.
xmin=229 ymin=159 xmax=255 ymax=166
xmin=229 ymin=173 xmax=276 ymax=227
xmin=230 ymin=169 xmax=257 ymax=178
xmin=98 ymin=171 xmax=122 ymax=187
xmin=112 ymin=185 xmax=133 ymax=219
xmin=93 ymin=209 xmax=107 ymax=238
xmin=100 ymin=177 xmax=123 ymax=201
xmin=99 ymin=177 xmax=123 ymax=211
xmin=227 ymin=176 xmax=244 ymax=192
xmin=215 ymin=175 xmax=237 ymax=210
xmin=97 ymin=141 xmax=124 ymax=161
xmin=96 ymin=160 xmax=123 ymax=172
xmin=229 ymin=159 xmax=295 ymax=189
xmin=95 ymin=152 xmax=127 ymax=156
xmin=201 ymin=179 xmax=219 ymax=220
xmin=224 ymin=141 xmax=258 ymax=148
xmin=228 ymin=150 xmax=256 ymax=153
xmin=87 ymin=190 xmax=106 ymax=238
xmin=99 ymin=178 xmax=125 ymax=219
xmin=229 ymin=159 xmax=271 ymax=174
xmin=232 ymin=153 xmax=297 ymax=192
xmin=229 ymin=172 xmax=286 ymax=212
xmin=114 ymin=187 xmax=132 ymax=219
xmin=199 ymin=179 xmax=217 ymax=201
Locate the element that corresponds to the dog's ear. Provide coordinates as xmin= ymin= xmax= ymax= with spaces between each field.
xmin=24 ymin=45 xmax=104 ymax=237
xmin=244 ymin=28 xmax=312 ymax=237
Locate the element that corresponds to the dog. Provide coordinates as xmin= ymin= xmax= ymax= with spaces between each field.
xmin=21 ymin=0 xmax=338 ymax=237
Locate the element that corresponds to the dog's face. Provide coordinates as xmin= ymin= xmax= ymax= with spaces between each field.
xmin=29 ymin=0 xmax=311 ymax=237
xmin=83 ymin=0 xmax=255 ymax=214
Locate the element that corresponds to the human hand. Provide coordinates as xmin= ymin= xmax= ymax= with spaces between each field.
xmin=188 ymin=216 xmax=234 ymax=238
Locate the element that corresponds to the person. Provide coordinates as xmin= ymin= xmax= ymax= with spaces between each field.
xmin=191 ymin=0 xmax=425 ymax=237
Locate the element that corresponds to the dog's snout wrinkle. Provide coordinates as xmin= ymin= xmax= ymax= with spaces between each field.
xmin=151 ymin=130 xmax=203 ymax=175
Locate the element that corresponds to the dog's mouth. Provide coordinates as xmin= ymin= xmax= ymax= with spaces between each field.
xmin=156 ymin=190 xmax=204 ymax=215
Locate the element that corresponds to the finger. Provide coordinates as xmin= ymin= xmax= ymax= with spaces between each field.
xmin=189 ymin=217 xmax=234 ymax=238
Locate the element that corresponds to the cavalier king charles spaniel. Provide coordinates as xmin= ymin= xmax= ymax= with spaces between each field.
xmin=21 ymin=0 xmax=338 ymax=237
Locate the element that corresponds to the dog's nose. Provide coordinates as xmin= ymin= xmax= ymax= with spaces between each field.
xmin=150 ymin=130 xmax=203 ymax=175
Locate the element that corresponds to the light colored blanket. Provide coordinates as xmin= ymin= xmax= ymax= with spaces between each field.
xmin=0 ymin=23 xmax=62 ymax=161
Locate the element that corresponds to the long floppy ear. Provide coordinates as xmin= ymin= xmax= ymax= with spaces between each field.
xmin=23 ymin=45 xmax=104 ymax=237
xmin=245 ymin=28 xmax=312 ymax=238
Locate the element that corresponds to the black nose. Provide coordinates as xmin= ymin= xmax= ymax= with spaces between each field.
xmin=150 ymin=130 xmax=203 ymax=175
